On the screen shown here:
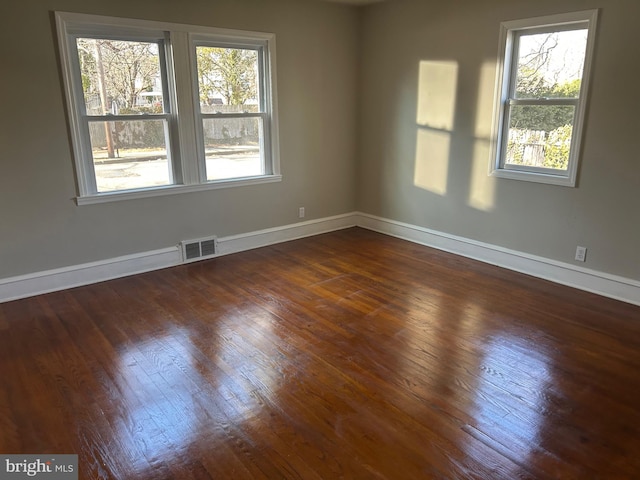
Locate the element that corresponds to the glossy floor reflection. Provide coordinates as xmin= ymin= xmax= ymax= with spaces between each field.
xmin=1 ymin=228 xmax=640 ymax=479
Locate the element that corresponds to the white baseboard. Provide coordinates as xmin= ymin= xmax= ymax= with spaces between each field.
xmin=1 ymin=211 xmax=638 ymax=307
xmin=0 ymin=213 xmax=357 ymax=303
xmin=0 ymin=247 xmax=182 ymax=304
xmin=355 ymin=212 xmax=640 ymax=307
xmin=216 ymin=212 xmax=356 ymax=256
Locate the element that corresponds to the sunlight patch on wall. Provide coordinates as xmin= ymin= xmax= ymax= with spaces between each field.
xmin=469 ymin=139 xmax=495 ymax=211
xmin=415 ymin=129 xmax=451 ymax=195
xmin=417 ymin=61 xmax=458 ymax=131
xmin=468 ymin=62 xmax=498 ymax=211
xmin=414 ymin=61 xmax=458 ymax=195
xmin=474 ymin=62 xmax=497 ymax=140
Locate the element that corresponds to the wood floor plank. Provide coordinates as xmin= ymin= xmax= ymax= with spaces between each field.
xmin=1 ymin=227 xmax=639 ymax=479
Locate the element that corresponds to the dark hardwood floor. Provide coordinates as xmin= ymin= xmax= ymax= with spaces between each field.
xmin=1 ymin=227 xmax=639 ymax=479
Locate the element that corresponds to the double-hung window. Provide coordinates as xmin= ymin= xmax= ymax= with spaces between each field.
xmin=56 ymin=12 xmax=280 ymax=204
xmin=490 ymin=10 xmax=598 ymax=186
xmin=192 ymin=40 xmax=272 ymax=181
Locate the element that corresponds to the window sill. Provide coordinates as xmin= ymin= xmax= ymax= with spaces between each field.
xmin=75 ymin=175 xmax=283 ymax=205
xmin=490 ymin=168 xmax=576 ymax=187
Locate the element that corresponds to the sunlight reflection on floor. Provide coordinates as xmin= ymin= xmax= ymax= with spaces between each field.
xmin=470 ymin=332 xmax=552 ymax=468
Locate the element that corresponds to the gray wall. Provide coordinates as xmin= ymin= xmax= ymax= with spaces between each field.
xmin=358 ymin=0 xmax=640 ymax=280
xmin=0 ymin=0 xmax=359 ymax=278
xmin=1 ymin=0 xmax=638 ymax=284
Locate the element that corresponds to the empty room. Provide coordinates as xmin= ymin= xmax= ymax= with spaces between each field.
xmin=1 ymin=0 xmax=639 ymax=478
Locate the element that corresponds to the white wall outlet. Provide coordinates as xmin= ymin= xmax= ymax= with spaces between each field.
xmin=298 ymin=207 xmax=305 ymax=218
xmin=575 ymin=246 xmax=587 ymax=262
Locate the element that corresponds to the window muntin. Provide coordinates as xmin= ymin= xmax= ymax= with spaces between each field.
xmin=56 ymin=12 xmax=280 ymax=203
xmin=491 ymin=11 xmax=598 ymax=186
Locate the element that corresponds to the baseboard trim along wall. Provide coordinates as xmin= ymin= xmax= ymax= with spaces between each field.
xmin=1 ymin=211 xmax=638 ymax=306
xmin=0 ymin=213 xmax=356 ymax=303
xmin=0 ymin=247 xmax=182 ymax=304
xmin=356 ymin=213 xmax=640 ymax=307
xmin=215 ymin=213 xmax=357 ymax=256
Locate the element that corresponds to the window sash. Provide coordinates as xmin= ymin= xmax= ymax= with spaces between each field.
xmin=193 ymin=42 xmax=267 ymax=113
xmin=82 ymin=116 xmax=176 ymax=192
xmin=191 ymin=40 xmax=272 ymax=182
xmin=506 ymin=25 xmax=588 ymax=100
xmin=499 ymin=99 xmax=579 ymax=173
xmin=200 ymin=115 xmax=267 ymax=180
xmin=67 ymin=30 xmax=179 ymax=194
xmin=199 ymin=113 xmax=270 ymax=180
xmin=500 ymin=103 xmax=577 ymax=173
xmin=73 ymin=37 xmax=173 ymax=118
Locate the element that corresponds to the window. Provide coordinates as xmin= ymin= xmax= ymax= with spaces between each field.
xmin=56 ymin=12 xmax=280 ymax=204
xmin=490 ymin=10 xmax=598 ymax=186
xmin=194 ymin=43 xmax=270 ymax=181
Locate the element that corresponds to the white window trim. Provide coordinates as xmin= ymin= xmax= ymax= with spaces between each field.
xmin=189 ymin=34 xmax=277 ymax=183
xmin=489 ymin=10 xmax=599 ymax=187
xmin=55 ymin=12 xmax=281 ymax=205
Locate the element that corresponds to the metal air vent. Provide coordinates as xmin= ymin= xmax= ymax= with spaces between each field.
xmin=181 ymin=236 xmax=217 ymax=263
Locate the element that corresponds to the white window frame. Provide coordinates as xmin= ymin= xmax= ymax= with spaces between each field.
xmin=489 ymin=10 xmax=598 ymax=187
xmin=190 ymin=35 xmax=275 ymax=181
xmin=55 ymin=12 xmax=281 ymax=205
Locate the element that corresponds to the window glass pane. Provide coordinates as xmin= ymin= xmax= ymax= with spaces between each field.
xmin=76 ymin=38 xmax=164 ymax=115
xmin=514 ymin=29 xmax=588 ymax=99
xmin=196 ymin=46 xmax=260 ymax=110
xmin=203 ymin=117 xmax=263 ymax=180
xmin=506 ymin=105 xmax=575 ymax=170
xmin=89 ymin=120 xmax=172 ymax=192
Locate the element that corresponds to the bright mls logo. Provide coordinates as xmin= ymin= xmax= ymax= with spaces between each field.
xmin=1 ymin=455 xmax=77 ymax=479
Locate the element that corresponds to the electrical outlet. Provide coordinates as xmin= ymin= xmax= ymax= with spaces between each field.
xmin=575 ymin=246 xmax=587 ymax=262
xmin=298 ymin=207 xmax=305 ymax=218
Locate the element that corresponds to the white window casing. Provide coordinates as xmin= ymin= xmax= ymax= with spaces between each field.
xmin=55 ymin=12 xmax=281 ymax=204
xmin=489 ymin=10 xmax=599 ymax=187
